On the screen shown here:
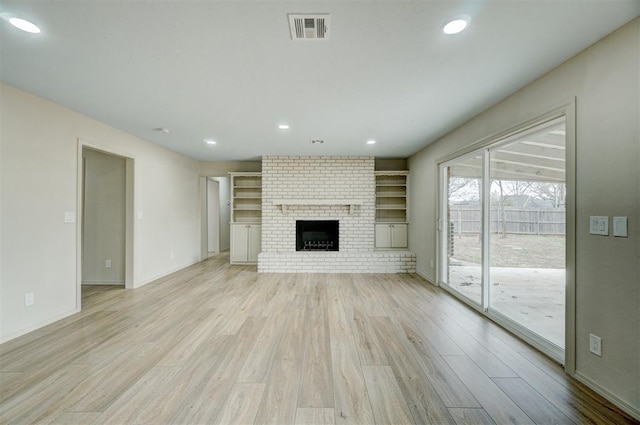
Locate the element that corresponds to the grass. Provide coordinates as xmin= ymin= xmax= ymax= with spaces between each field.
xmin=450 ymin=233 xmax=565 ymax=269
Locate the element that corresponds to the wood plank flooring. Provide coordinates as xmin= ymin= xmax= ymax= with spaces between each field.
xmin=0 ymin=252 xmax=637 ymax=425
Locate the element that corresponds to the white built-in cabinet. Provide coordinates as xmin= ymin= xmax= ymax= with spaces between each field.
xmin=375 ymin=223 xmax=408 ymax=248
xmin=229 ymin=173 xmax=262 ymax=264
xmin=375 ymin=171 xmax=409 ymax=249
xmin=230 ymin=224 xmax=261 ymax=263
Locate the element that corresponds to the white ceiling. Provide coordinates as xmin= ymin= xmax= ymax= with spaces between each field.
xmin=1 ymin=1 xmax=638 ymax=161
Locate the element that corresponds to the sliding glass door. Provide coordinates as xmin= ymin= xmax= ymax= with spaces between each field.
xmin=440 ymin=117 xmax=567 ymax=358
xmin=442 ymin=152 xmax=483 ymax=306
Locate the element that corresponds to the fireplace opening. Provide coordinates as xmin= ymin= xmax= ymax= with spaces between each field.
xmin=296 ymin=220 xmax=339 ymax=251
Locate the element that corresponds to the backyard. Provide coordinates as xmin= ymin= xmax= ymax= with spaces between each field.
xmin=451 ymin=233 xmax=565 ymax=268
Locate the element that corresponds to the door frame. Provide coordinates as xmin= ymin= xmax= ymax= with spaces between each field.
xmin=76 ymin=138 xmax=135 ymax=311
xmin=436 ymin=100 xmax=576 ymax=371
xmin=200 ymin=175 xmax=232 ymax=260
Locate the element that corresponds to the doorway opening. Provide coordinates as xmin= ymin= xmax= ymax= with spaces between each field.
xmin=200 ymin=176 xmax=231 ymax=260
xmin=78 ymin=143 xmax=134 ymax=310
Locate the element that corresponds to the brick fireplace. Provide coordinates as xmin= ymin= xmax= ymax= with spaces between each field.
xmin=257 ymin=156 xmax=415 ymax=273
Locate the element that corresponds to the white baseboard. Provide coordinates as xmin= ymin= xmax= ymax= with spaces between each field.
xmin=416 ymin=270 xmax=437 ymax=286
xmin=133 ymin=258 xmax=201 ymax=289
xmin=82 ymin=281 xmax=124 ymax=285
xmin=0 ymin=308 xmax=80 ymax=345
xmin=574 ymin=371 xmax=640 ymax=421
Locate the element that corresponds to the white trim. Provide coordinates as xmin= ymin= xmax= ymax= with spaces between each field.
xmin=0 ymin=308 xmax=79 ymax=344
xmin=415 ymin=269 xmax=436 ymax=285
xmin=563 ymin=98 xmax=577 ymax=375
xmin=486 ymin=309 xmax=564 ymax=363
xmin=481 ymin=148 xmax=490 ymax=310
xmin=574 ymin=372 xmax=640 ymax=422
xmin=132 ymin=258 xmax=201 ymax=289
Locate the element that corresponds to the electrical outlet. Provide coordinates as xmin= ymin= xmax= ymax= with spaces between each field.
xmin=25 ymin=292 xmax=34 ymax=307
xmin=589 ymin=333 xmax=602 ymax=357
xmin=105 ymin=259 xmax=112 ymax=268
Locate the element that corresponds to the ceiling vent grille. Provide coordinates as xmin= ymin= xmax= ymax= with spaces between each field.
xmin=288 ymin=14 xmax=330 ymax=41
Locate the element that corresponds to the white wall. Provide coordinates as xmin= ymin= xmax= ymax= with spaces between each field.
xmin=408 ymin=19 xmax=639 ymax=417
xmin=199 ymin=161 xmax=261 ymax=175
xmin=0 ymin=83 xmax=201 ymax=342
xmin=82 ymin=147 xmax=126 ymax=284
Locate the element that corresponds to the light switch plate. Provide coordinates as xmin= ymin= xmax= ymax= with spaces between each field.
xmin=589 ymin=216 xmax=608 ymax=236
xmin=64 ymin=211 xmax=76 ymax=223
xmin=613 ymin=216 xmax=628 ymax=237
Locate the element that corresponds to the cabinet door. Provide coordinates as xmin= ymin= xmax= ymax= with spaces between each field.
xmin=375 ymin=224 xmax=392 ymax=248
xmin=390 ymin=224 xmax=408 ymax=248
xmin=247 ymin=225 xmax=261 ymax=263
xmin=230 ymin=224 xmax=249 ymax=262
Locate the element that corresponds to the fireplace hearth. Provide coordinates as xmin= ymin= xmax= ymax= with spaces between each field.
xmin=296 ymin=220 xmax=339 ymax=251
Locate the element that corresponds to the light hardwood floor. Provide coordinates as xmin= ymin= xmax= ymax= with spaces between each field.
xmin=1 ymin=253 xmax=636 ymax=424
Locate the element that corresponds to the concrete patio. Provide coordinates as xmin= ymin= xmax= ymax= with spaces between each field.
xmin=448 ymin=264 xmax=565 ymax=348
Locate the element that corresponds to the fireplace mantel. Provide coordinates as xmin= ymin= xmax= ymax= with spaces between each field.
xmin=272 ymin=199 xmax=364 ymax=214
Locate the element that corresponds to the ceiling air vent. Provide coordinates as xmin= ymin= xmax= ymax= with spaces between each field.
xmin=288 ymin=14 xmax=330 ymax=41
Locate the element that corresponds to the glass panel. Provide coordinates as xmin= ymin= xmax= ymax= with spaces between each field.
xmin=445 ymin=153 xmax=483 ymax=305
xmin=488 ymin=120 xmax=566 ymax=349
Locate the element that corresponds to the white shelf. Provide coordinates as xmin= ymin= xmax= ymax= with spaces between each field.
xmin=235 ymin=206 xmax=261 ymax=211
xmin=375 ymin=171 xmax=408 ymax=224
xmin=230 ymin=173 xmax=262 ymax=224
xmin=272 ymin=199 xmax=364 ymax=214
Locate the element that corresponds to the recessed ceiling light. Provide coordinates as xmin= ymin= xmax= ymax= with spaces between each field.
xmin=442 ymin=17 xmax=470 ymax=35
xmin=10 ymin=17 xmax=40 ymax=33
xmin=278 ymin=124 xmax=290 ymax=130
xmin=154 ymin=127 xmax=170 ymax=134
xmin=310 ymin=140 xmax=324 ymax=144
xmin=366 ymin=140 xmax=376 ymax=145
xmin=1 ymin=15 xmax=41 ymax=34
xmin=205 ymin=139 xmax=217 ymax=145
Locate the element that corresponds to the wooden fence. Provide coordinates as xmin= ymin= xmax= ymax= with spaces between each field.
xmin=449 ymin=207 xmax=565 ymax=235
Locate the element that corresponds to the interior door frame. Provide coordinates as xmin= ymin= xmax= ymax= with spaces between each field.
xmin=436 ymin=100 xmax=576 ymax=371
xmin=199 ymin=174 xmax=230 ymax=261
xmin=76 ymin=138 xmax=136 ymax=311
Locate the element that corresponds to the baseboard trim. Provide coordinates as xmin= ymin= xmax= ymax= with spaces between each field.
xmin=133 ymin=258 xmax=202 ymax=289
xmin=574 ymin=371 xmax=640 ymax=421
xmin=0 ymin=308 xmax=80 ymax=345
xmin=416 ymin=270 xmax=437 ymax=286
xmin=82 ymin=281 xmax=125 ymax=285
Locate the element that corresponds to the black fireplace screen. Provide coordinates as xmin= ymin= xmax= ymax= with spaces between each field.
xmin=296 ymin=220 xmax=339 ymax=251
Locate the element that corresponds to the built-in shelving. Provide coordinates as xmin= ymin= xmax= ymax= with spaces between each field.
xmin=375 ymin=171 xmax=409 ymax=248
xmin=375 ymin=172 xmax=408 ymax=223
xmin=230 ymin=173 xmax=262 ymax=223
xmin=229 ymin=172 xmax=262 ymax=264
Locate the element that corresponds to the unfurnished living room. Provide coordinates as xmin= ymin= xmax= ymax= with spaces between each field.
xmin=1 ymin=1 xmax=639 ymax=424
